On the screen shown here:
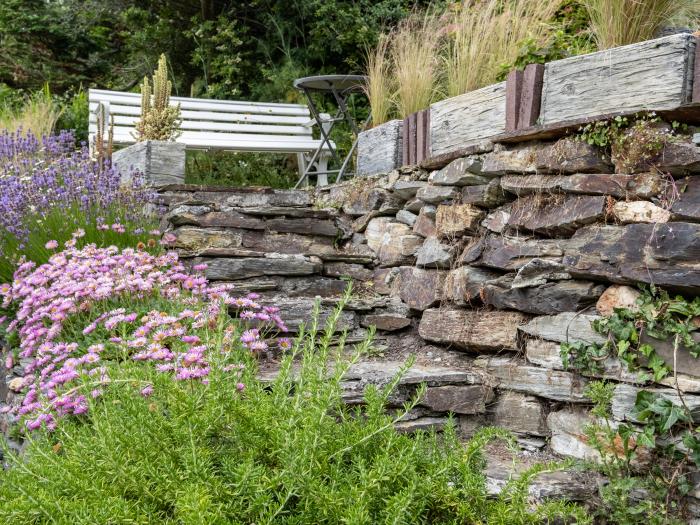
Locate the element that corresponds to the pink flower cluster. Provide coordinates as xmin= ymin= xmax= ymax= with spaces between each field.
xmin=1 ymin=237 xmax=290 ymax=431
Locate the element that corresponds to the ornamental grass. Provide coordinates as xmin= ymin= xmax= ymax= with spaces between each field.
xmin=0 ymin=87 xmax=61 ymax=139
xmin=582 ymin=0 xmax=698 ymax=50
xmin=363 ymin=33 xmax=394 ymax=126
xmin=365 ymin=1 xmax=561 ymax=120
xmin=390 ymin=12 xmax=442 ymax=119
xmin=443 ymin=0 xmax=561 ymax=97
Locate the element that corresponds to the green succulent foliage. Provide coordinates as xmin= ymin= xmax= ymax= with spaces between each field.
xmin=577 ymin=114 xmax=633 ymax=148
xmin=575 ymin=113 xmax=690 ymax=173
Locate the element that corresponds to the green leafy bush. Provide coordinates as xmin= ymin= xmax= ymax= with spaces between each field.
xmin=0 ymin=292 xmax=590 ymax=523
xmin=498 ymin=0 xmax=596 ymax=78
xmin=54 ymin=88 xmax=89 ymax=144
xmin=186 ymin=151 xmax=299 ymax=188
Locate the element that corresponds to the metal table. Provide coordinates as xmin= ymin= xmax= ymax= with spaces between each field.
xmin=293 ymin=74 xmax=368 ymax=187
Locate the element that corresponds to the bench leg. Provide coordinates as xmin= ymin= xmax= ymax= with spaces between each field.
xmin=316 ymin=154 xmax=328 ymax=186
xmin=295 ymin=153 xmax=309 ymax=187
xmin=315 ymin=153 xmax=329 ymax=187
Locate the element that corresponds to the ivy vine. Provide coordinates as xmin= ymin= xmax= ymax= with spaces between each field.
xmin=561 ymin=286 xmax=700 ymax=522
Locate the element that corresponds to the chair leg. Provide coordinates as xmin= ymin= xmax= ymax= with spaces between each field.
xmin=296 ymin=153 xmax=307 ymax=178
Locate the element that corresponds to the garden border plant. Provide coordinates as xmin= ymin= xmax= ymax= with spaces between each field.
xmin=0 ymin=272 xmax=593 ymax=523
xmin=561 ymin=286 xmax=700 ymax=523
xmin=0 ymin=128 xmax=159 ymax=282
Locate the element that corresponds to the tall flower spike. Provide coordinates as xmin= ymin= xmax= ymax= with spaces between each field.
xmin=133 ymin=54 xmax=181 ymax=142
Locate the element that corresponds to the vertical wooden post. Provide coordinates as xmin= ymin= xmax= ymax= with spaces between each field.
xmin=505 ymin=69 xmax=523 ymax=132
xmin=423 ymin=109 xmax=431 ymax=160
xmin=408 ymin=113 xmax=417 ymax=165
xmin=402 ymin=109 xmax=431 ymax=165
xmin=519 ymin=63 xmax=545 ymax=128
xmin=416 ymin=109 xmax=427 ymax=164
xmin=692 ymin=36 xmax=700 ymax=103
xmin=402 ymin=115 xmax=410 ymax=166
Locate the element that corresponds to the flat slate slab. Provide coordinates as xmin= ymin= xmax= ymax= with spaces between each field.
xmin=477 ymin=357 xmax=589 ymax=402
xmin=563 ymin=222 xmax=700 ymax=294
xmin=482 ymin=279 xmax=605 ymax=315
xmin=196 ymin=254 xmax=322 ymax=280
xmin=508 ymin=195 xmax=607 ymax=236
xmin=419 ymin=308 xmax=529 ymax=352
xmin=500 ymin=172 xmax=663 ymax=199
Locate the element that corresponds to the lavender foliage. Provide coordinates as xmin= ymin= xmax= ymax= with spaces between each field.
xmin=0 ymin=129 xmax=157 ymax=256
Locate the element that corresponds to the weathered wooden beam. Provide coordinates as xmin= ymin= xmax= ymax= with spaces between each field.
xmin=505 ymin=69 xmax=523 ymax=132
xmin=357 ymin=119 xmax=403 ymax=176
xmin=429 ymin=82 xmax=506 ymax=156
xmin=540 ymin=33 xmax=696 ymax=125
xmin=519 ymin=63 xmax=545 ymax=128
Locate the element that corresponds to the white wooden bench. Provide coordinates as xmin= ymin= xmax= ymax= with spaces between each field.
xmin=88 ymin=88 xmax=332 ymax=182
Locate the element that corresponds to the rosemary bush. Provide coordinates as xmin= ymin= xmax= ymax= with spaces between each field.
xmin=0 ymin=291 xmax=590 ymax=524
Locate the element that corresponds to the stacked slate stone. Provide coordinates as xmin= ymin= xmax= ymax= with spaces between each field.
xmin=162 ymin=185 xmax=372 ymax=335
xmin=159 ymin=134 xmax=700 ymax=506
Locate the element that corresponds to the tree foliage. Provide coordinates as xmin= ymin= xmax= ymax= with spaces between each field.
xmin=0 ymin=0 xmax=437 ymax=102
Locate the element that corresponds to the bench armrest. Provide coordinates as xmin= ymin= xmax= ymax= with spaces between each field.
xmin=303 ymin=113 xmax=332 ymax=132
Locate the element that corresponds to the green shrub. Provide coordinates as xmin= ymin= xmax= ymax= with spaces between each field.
xmin=55 ymin=88 xmax=89 ymax=144
xmin=186 ymin=150 xmax=299 ymax=188
xmin=0 ymin=293 xmax=590 ymax=524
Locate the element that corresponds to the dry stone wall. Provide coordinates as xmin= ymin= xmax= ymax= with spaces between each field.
xmin=155 ymin=132 xmax=700 ymax=506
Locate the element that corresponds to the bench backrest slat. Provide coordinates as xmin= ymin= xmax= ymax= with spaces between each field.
xmin=88 ymin=104 xmax=312 ymax=126
xmin=89 ymin=89 xmax=310 ymax=115
xmin=89 ymin=114 xmax=311 ymax=136
xmin=88 ymin=89 xmax=333 ymax=154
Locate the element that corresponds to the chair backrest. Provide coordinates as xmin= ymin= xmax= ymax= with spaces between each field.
xmin=88 ymin=89 xmax=322 ymax=153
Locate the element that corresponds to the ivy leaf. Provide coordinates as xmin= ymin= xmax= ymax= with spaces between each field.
xmin=616 ymin=339 xmax=630 ymax=357
xmin=682 ymin=433 xmax=700 ymax=467
xmin=636 ymin=426 xmax=655 ymax=449
xmin=662 ymin=405 xmax=689 ymax=432
xmin=638 ymin=343 xmax=654 ymax=358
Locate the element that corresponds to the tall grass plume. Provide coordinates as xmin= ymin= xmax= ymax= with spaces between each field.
xmin=364 ymin=33 xmax=395 ymax=126
xmin=444 ymin=0 xmax=561 ymax=97
xmin=583 ymin=0 xmax=697 ymax=49
xmin=391 ymin=12 xmax=441 ymax=119
xmin=0 ymin=85 xmax=61 ymax=137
